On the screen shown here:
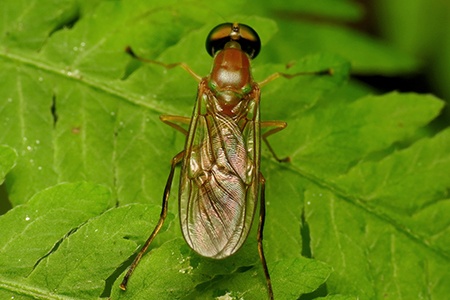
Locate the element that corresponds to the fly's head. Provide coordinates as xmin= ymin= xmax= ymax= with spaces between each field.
xmin=206 ymin=23 xmax=261 ymax=59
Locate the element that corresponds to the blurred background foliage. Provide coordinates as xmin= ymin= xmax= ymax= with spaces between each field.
xmin=255 ymin=0 xmax=450 ymax=124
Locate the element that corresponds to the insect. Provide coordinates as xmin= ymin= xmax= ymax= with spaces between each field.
xmin=120 ymin=22 xmax=326 ymax=299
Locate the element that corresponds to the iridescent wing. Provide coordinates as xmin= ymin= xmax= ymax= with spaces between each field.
xmin=179 ymin=82 xmax=261 ymax=259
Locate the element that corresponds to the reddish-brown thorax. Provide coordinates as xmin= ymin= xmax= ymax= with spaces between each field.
xmin=207 ymin=41 xmax=254 ymax=116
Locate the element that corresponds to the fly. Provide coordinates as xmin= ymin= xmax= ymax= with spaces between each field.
xmin=120 ymin=22 xmax=329 ymax=299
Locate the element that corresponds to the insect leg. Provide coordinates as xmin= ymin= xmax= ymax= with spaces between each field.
xmin=258 ymin=173 xmax=274 ymax=300
xmin=258 ymin=68 xmax=331 ymax=88
xmin=261 ymin=120 xmax=289 ymax=162
xmin=120 ymin=150 xmax=185 ymax=290
xmin=160 ymin=115 xmax=191 ymax=136
xmin=126 ymin=46 xmax=202 ymax=82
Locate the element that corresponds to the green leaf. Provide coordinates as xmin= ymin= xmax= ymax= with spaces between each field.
xmin=0 ymin=181 xmax=172 ymax=299
xmin=26 ymin=202 xmax=166 ymax=299
xmin=287 ymin=92 xmax=444 ymax=178
xmin=300 ymin=129 xmax=450 ymax=298
xmin=111 ymin=239 xmax=332 ymax=299
xmin=0 ymin=145 xmax=17 ymax=184
xmin=317 ymin=295 xmax=357 ymax=300
xmin=270 ymin=257 xmax=331 ymax=299
xmin=0 ymin=182 xmax=112 ymax=276
xmin=0 ymin=0 xmax=449 ymax=299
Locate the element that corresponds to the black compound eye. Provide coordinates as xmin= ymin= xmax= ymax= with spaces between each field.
xmin=205 ymin=23 xmax=261 ymax=59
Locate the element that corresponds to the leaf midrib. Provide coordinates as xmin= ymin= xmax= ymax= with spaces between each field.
xmin=0 ymin=275 xmax=79 ymax=300
xmin=0 ymin=48 xmax=167 ymax=114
